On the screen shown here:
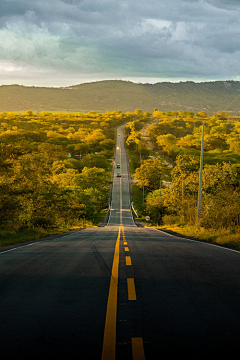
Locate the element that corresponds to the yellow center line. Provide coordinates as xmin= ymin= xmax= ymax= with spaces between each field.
xmin=127 ymin=278 xmax=137 ymax=300
xmin=120 ymin=176 xmax=122 ymax=225
xmin=123 ymin=241 xmax=128 ymax=245
xmin=132 ymin=337 xmax=145 ymax=360
xmin=101 ymin=227 xmax=121 ymax=360
xmin=125 ymin=256 xmax=132 ymax=266
xmin=123 ymin=224 xmax=145 ymax=358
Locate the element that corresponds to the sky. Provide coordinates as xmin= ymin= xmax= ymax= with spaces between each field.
xmin=0 ymin=0 xmax=240 ymax=87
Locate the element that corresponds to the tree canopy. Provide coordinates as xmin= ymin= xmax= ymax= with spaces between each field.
xmin=0 ymin=110 xmax=134 ymax=232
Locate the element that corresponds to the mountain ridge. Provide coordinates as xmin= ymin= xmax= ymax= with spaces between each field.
xmin=0 ymin=79 xmax=240 ymax=114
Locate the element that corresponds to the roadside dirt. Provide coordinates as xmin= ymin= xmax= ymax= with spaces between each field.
xmin=140 ymin=118 xmax=159 ymax=150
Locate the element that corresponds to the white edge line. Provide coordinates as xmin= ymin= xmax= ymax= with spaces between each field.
xmin=150 ymin=228 xmax=240 ymax=254
xmin=0 ymin=230 xmax=86 ymax=254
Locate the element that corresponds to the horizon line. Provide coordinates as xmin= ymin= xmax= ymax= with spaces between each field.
xmin=0 ymin=78 xmax=239 ymax=89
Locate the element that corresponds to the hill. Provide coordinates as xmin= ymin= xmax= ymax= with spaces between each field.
xmin=0 ymin=80 xmax=240 ymax=114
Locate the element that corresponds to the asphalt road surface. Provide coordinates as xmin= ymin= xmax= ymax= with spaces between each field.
xmin=1 ymin=125 xmax=240 ymax=359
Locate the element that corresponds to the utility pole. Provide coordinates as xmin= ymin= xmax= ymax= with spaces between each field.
xmin=140 ymin=150 xmax=144 ymax=208
xmin=142 ymin=184 xmax=145 ymax=208
xmin=182 ymin=172 xmax=185 ymax=222
xmin=182 ymin=173 xmax=184 ymax=200
xmin=158 ymin=179 xmax=162 ymax=224
xmin=197 ymin=121 xmax=205 ymax=221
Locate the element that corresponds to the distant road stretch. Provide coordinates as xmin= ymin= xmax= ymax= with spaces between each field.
xmin=1 ymin=125 xmax=240 ymax=359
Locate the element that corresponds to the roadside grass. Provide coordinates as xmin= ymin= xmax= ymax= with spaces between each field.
xmin=0 ymin=220 xmax=95 ymax=248
xmin=93 ymin=208 xmax=109 ymax=225
xmin=0 ymin=228 xmax=64 ymax=248
xmin=145 ymin=223 xmax=240 ymax=251
xmin=0 ymin=209 xmax=110 ymax=248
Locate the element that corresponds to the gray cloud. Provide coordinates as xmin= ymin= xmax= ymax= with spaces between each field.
xmin=0 ymin=0 xmax=240 ymax=86
xmin=207 ymin=0 xmax=240 ymax=7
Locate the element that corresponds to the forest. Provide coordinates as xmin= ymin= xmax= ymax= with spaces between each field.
xmin=126 ymin=109 xmax=240 ymax=248
xmin=0 ymin=109 xmax=138 ymax=246
xmin=1 ymin=107 xmax=240 ymax=249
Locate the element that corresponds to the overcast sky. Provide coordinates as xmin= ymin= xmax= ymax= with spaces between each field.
xmin=0 ymin=0 xmax=240 ymax=87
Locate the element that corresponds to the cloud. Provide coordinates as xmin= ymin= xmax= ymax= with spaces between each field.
xmin=207 ymin=0 xmax=240 ymax=7
xmin=0 ymin=0 xmax=240 ymax=86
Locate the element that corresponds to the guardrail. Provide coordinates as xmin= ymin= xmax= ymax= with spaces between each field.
xmin=131 ymin=202 xmax=138 ymax=218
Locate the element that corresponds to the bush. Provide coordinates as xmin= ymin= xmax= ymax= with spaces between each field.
xmin=32 ymin=216 xmax=55 ymax=229
xmin=162 ymin=214 xmax=180 ymax=225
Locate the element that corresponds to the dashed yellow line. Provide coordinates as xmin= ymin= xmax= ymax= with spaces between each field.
xmin=127 ymin=278 xmax=137 ymax=300
xmin=132 ymin=337 xmax=145 ymax=360
xmin=125 ymin=256 xmax=132 ymax=266
xmin=101 ymin=227 xmax=121 ymax=360
xmin=114 ymin=145 xmax=144 ymax=359
xmin=120 ymin=177 xmax=122 ymax=225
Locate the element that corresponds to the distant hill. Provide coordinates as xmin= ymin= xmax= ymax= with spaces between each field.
xmin=0 ymin=80 xmax=240 ymax=114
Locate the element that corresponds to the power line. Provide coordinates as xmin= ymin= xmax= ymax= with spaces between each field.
xmin=222 ymin=93 xmax=240 ymax=112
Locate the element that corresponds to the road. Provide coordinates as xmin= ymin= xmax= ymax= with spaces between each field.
xmin=1 ymin=125 xmax=240 ymax=359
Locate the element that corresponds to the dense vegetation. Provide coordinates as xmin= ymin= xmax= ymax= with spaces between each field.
xmin=0 ymin=110 xmax=133 ymax=246
xmin=2 ymin=106 xmax=240 ymax=249
xmin=126 ymin=110 xmax=240 ymax=248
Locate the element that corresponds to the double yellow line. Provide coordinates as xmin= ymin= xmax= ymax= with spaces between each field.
xmin=101 ymin=226 xmax=145 ymax=360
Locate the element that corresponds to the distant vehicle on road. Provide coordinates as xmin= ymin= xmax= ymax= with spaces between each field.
xmin=117 ymin=164 xmax=120 ymax=168
xmin=117 ymin=172 xmax=121 ymax=177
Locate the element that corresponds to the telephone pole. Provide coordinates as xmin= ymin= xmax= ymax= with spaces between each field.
xmin=197 ymin=121 xmax=205 ymax=221
xmin=140 ymin=150 xmax=144 ymax=208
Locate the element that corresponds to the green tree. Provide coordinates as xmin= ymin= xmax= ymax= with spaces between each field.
xmin=147 ymin=125 xmax=167 ymax=139
xmin=153 ymin=109 xmax=165 ymax=118
xmin=133 ymin=159 xmax=166 ymax=191
xmin=146 ymin=189 xmax=167 ymax=224
xmin=79 ymin=167 xmax=111 ymax=190
xmin=196 ymin=111 xmax=208 ymax=118
xmin=204 ymin=135 xmax=228 ymax=151
xmin=78 ymin=154 xmax=111 ymax=171
xmin=134 ymin=109 xmax=143 ymax=116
